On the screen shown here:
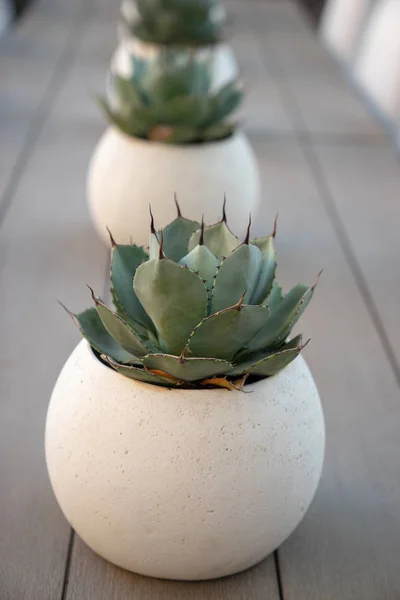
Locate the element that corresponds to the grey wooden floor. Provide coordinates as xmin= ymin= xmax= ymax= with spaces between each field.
xmin=1 ymin=0 xmax=400 ymax=598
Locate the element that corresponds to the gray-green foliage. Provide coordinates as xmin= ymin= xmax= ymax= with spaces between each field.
xmin=64 ymin=204 xmax=320 ymax=390
xmin=124 ymin=0 xmax=225 ymax=46
xmin=99 ymin=55 xmax=242 ymax=143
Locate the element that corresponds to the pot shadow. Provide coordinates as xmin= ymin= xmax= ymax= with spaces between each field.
xmin=71 ymin=533 xmax=278 ymax=598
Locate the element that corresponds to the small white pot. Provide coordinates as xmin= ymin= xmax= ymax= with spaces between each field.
xmin=45 ymin=340 xmax=325 ymax=581
xmin=109 ymin=37 xmax=238 ymax=90
xmin=87 ymin=127 xmax=261 ymax=247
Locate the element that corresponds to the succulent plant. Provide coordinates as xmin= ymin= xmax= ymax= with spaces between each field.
xmin=122 ymin=0 xmax=225 ymax=46
xmin=63 ymin=203 xmax=320 ymax=390
xmin=100 ymin=54 xmax=242 ymax=143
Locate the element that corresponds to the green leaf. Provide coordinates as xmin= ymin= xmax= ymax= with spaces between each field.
xmin=94 ymin=299 xmax=151 ymax=357
xmin=131 ymin=55 xmax=149 ymax=94
xmin=158 ymin=126 xmax=198 ymax=144
xmin=212 ymin=244 xmax=263 ymax=313
xmin=157 ymin=95 xmax=209 ymax=127
xmin=149 ymin=231 xmax=160 ymax=260
xmin=202 ymin=122 xmax=236 ymax=142
xmin=110 ymin=244 xmax=155 ymax=335
xmin=263 ymin=281 xmax=283 ymax=309
xmin=250 ymin=236 xmax=277 ymax=304
xmin=245 ymin=283 xmax=315 ymax=352
xmin=133 ymin=0 xmax=222 ymax=45
xmin=188 ymin=220 xmax=240 ymax=259
xmin=142 ymin=354 xmax=232 ymax=382
xmin=186 ymin=304 xmax=270 ymax=360
xmin=144 ymin=69 xmax=192 ymax=102
xmin=105 ymin=357 xmax=181 ymax=388
xmin=230 ymin=335 xmax=304 ymax=377
xmin=179 ymin=244 xmax=220 ymax=292
xmin=114 ymin=76 xmax=144 ymax=108
xmin=69 ymin=307 xmax=137 ymax=364
xmin=134 ymin=258 xmax=208 ymax=355
xmin=96 ymin=97 xmax=136 ymax=137
xmin=188 ymin=59 xmax=213 ymax=94
xmin=161 ymin=215 xmax=200 ymax=261
xmin=151 ymin=57 xmax=212 ymax=96
xmin=129 ymin=105 xmax=158 ymax=132
xmin=208 ymin=81 xmax=243 ymax=124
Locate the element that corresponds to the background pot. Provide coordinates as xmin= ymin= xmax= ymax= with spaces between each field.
xmin=45 ymin=340 xmax=325 ymax=581
xmin=109 ymin=37 xmax=238 ymax=90
xmin=87 ymin=127 xmax=261 ymax=247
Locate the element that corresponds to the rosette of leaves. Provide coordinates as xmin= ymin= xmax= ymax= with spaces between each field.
xmin=122 ymin=0 xmax=225 ymax=46
xmin=62 ymin=202 xmax=321 ymax=390
xmin=99 ymin=55 xmax=242 ymax=143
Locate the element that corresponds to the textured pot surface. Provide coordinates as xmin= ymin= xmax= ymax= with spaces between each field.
xmin=45 ymin=341 xmax=325 ymax=581
xmin=110 ymin=38 xmax=238 ymax=90
xmin=87 ymin=128 xmax=261 ymax=247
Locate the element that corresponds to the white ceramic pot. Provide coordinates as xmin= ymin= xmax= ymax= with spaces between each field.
xmin=87 ymin=127 xmax=261 ymax=247
xmin=109 ymin=37 xmax=238 ymax=90
xmin=45 ymin=340 xmax=325 ymax=581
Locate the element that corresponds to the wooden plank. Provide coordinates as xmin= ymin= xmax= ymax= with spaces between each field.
xmin=308 ymin=143 xmax=400 ymax=370
xmin=66 ymin=536 xmax=280 ymax=600
xmin=0 ymin=0 xmax=98 ymax=206
xmin=250 ymin=11 xmax=400 ymax=596
xmin=0 ymin=2 xmax=106 ymax=598
xmin=229 ymin=30 xmax=295 ymax=137
xmin=253 ymin=2 xmax=385 ymax=141
xmin=0 ymin=114 xmax=107 ymax=599
xmin=252 ymin=137 xmax=400 ymax=599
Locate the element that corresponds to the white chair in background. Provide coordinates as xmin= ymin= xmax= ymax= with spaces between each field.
xmin=354 ymin=0 xmax=400 ymax=123
xmin=0 ymin=0 xmax=12 ymax=36
xmin=319 ymin=0 xmax=371 ymax=62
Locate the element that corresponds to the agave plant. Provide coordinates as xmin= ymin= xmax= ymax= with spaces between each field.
xmin=100 ymin=54 xmax=242 ymax=143
xmin=122 ymin=0 xmax=225 ymax=46
xmin=63 ymin=203 xmax=320 ymax=390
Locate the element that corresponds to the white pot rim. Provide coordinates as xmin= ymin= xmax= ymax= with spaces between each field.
xmin=106 ymin=125 xmax=243 ymax=152
xmin=126 ymin=34 xmax=228 ymax=51
xmin=82 ymin=341 xmax=306 ymax=399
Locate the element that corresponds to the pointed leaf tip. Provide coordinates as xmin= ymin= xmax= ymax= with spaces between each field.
xmin=174 ymin=193 xmax=181 ymax=217
xmin=158 ymin=231 xmax=165 ymax=259
xmin=272 ymin=214 xmax=278 ymax=238
xmin=311 ymin=269 xmax=324 ymax=290
xmin=199 ymin=215 xmax=205 ymax=245
xmin=57 ymin=299 xmax=73 ymax=317
xmin=233 ymin=289 xmax=246 ymax=311
xmin=231 ymin=374 xmax=249 ymax=391
xmin=244 ymin=214 xmax=252 ymax=244
xmin=302 ymin=338 xmax=312 ymax=350
xmin=106 ymin=227 xmax=117 ymax=247
xmin=221 ymin=195 xmax=227 ymax=223
xmin=86 ymin=285 xmax=98 ymax=304
xmin=199 ymin=376 xmax=247 ymax=391
xmin=149 ymin=204 xmax=156 ymax=235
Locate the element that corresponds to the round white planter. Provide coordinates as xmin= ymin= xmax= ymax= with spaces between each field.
xmin=87 ymin=127 xmax=261 ymax=247
xmin=109 ymin=37 xmax=238 ymax=90
xmin=45 ymin=340 xmax=325 ymax=581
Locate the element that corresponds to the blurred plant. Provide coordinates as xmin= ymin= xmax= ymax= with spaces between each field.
xmin=100 ymin=54 xmax=242 ymax=143
xmin=121 ymin=0 xmax=226 ymax=46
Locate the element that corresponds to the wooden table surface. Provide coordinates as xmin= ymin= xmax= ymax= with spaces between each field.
xmin=1 ymin=0 xmax=399 ymax=598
